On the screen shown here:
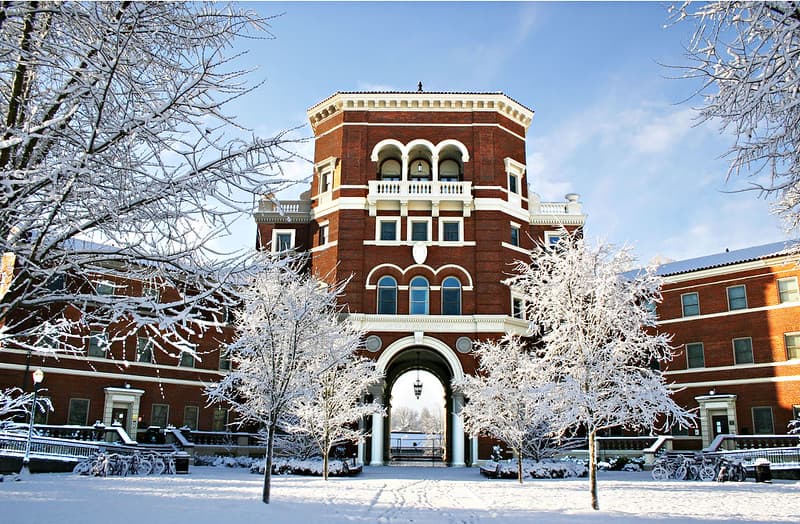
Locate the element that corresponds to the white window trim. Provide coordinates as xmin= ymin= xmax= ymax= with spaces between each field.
xmin=681 ymin=292 xmax=700 ymax=317
xmin=510 ymin=294 xmax=526 ymax=320
xmin=504 ymin=157 xmax=525 ymax=195
xmin=376 ymin=217 xmax=402 ymax=242
xmin=407 ymin=217 xmax=433 ymax=243
xmin=685 ymin=342 xmax=705 ymax=369
xmin=777 ymin=276 xmax=799 ymax=303
xmin=317 ymin=220 xmax=330 ymax=247
xmin=544 ymin=230 xmax=565 ymax=249
xmin=315 ymin=156 xmax=337 ymax=194
xmin=731 ymin=337 xmax=754 ymax=365
xmin=726 ymin=284 xmax=748 ymax=311
xmin=438 ymin=217 xmax=464 ymax=243
xmin=271 ymin=229 xmax=296 ymax=253
xmin=785 ymin=331 xmax=800 ymax=360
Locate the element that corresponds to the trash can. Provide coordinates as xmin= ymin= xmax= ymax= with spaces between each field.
xmin=753 ymin=458 xmax=771 ymax=483
xmin=174 ymin=452 xmax=190 ymax=475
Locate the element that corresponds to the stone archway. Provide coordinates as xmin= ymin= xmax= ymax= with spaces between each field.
xmin=366 ymin=335 xmax=466 ymax=467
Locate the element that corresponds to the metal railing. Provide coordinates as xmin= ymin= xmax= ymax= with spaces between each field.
xmin=0 ymin=433 xmax=99 ymax=460
xmin=704 ymin=433 xmax=800 ymax=452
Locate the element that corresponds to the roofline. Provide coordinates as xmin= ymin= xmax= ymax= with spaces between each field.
xmin=307 ymin=91 xmax=535 ymax=131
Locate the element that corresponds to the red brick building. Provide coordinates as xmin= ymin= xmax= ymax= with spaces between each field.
xmin=656 ymin=241 xmax=800 ymax=448
xmin=255 ymin=91 xmax=586 ymax=465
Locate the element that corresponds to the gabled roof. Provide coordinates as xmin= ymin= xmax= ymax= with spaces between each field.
xmin=654 ymin=239 xmax=798 ymax=277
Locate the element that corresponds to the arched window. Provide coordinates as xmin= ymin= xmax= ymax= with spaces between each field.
xmin=439 ymin=159 xmax=461 ymax=181
xmin=409 ymin=158 xmax=431 ymax=180
xmin=409 ymin=276 xmax=429 ymax=315
xmin=441 ymin=277 xmax=461 ymax=315
xmin=379 ymin=159 xmax=401 ymax=181
xmin=377 ymin=276 xmax=397 ymax=314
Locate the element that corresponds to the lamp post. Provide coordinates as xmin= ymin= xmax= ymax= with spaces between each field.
xmin=21 ymin=368 xmax=44 ymax=475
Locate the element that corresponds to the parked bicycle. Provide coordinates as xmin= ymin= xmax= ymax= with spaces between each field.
xmin=73 ymin=450 xmax=180 ymax=477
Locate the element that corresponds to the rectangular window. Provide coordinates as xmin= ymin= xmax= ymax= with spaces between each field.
xmin=219 ymin=349 xmax=231 ymax=371
xmin=142 ymin=283 xmax=160 ymax=302
xmin=733 ymin=337 xmax=754 ymax=364
xmin=212 ymin=407 xmax=228 ymax=432
xmin=510 ymin=226 xmax=520 ymax=247
xmin=544 ymin=231 xmax=564 ymax=249
xmin=681 ymin=292 xmax=700 ymax=317
xmin=727 ymin=285 xmax=747 ymax=311
xmin=179 ymin=351 xmax=195 ymax=368
xmin=411 ymin=221 xmax=428 ymax=242
xmin=785 ymin=333 xmax=800 ymax=360
xmin=320 ymin=171 xmax=331 ymax=193
xmin=508 ymin=174 xmax=518 ymax=194
xmin=151 ymin=404 xmax=169 ymax=428
xmin=96 ymin=280 xmax=115 ymax=296
xmin=276 ymin=232 xmax=292 ymax=252
xmin=318 ymin=224 xmax=328 ymax=246
xmin=379 ymin=220 xmax=397 ymax=241
xmin=87 ymin=330 xmax=107 ymax=358
xmin=686 ymin=342 xmax=705 ymax=368
xmin=778 ymin=277 xmax=799 ymax=303
xmin=512 ymin=297 xmax=524 ymax=320
xmin=67 ymin=398 xmax=90 ymax=426
xmin=136 ymin=337 xmax=153 ymax=363
xmin=183 ymin=406 xmax=199 ymax=430
xmin=442 ymin=221 xmax=460 ymax=242
xmin=752 ymin=407 xmax=774 ymax=434
xmin=793 ymin=405 xmax=800 ymax=420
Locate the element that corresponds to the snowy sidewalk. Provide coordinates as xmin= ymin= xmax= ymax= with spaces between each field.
xmin=2 ymin=466 xmax=798 ymax=523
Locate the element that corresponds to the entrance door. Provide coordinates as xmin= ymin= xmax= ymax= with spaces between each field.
xmin=111 ymin=407 xmax=129 ymax=430
xmin=711 ymin=414 xmax=729 ymax=437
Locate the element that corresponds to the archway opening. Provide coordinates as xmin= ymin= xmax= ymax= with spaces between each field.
xmin=389 ymin=368 xmax=446 ymax=464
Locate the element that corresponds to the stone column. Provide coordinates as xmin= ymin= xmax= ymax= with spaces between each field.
xmin=370 ymin=389 xmax=384 ymax=466
xmin=451 ymin=392 xmax=465 ymax=466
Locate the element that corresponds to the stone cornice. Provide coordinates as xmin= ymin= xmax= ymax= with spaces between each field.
xmin=308 ymin=92 xmax=535 ymax=132
xmin=345 ymin=313 xmax=530 ymax=336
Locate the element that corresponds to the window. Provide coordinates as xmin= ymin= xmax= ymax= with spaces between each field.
xmin=379 ymin=220 xmax=398 ymax=241
xmin=727 ymin=285 xmax=747 ymax=311
xmin=686 ymin=342 xmax=705 ymax=368
xmin=68 ymin=398 xmax=90 ymax=426
xmin=733 ymin=337 xmax=754 ymax=364
xmin=512 ymin=297 xmax=524 ymax=319
xmin=318 ymin=224 xmax=328 ymax=246
xmin=272 ymin=230 xmax=294 ymax=253
xmin=379 ymin=159 xmax=401 ymax=180
xmin=439 ymin=159 xmax=460 ymax=181
xmin=96 ymin=280 xmax=114 ymax=296
xmin=411 ymin=221 xmax=428 ymax=242
xmin=33 ymin=396 xmax=49 ymax=424
xmin=87 ymin=330 xmax=107 ymax=358
xmin=441 ymin=221 xmax=461 ymax=242
xmin=212 ymin=407 xmax=228 ymax=432
xmin=785 ymin=333 xmax=800 ymax=359
xmin=681 ymin=292 xmax=700 ymax=317
xmin=47 ymin=274 xmax=65 ymax=291
xmin=183 ymin=406 xmax=199 ymax=430
xmin=510 ymin=225 xmax=520 ymax=247
xmin=142 ymin=283 xmax=160 ymax=302
xmin=778 ymin=277 xmax=799 ymax=303
xmin=544 ymin=231 xmax=564 ymax=249
xmin=179 ymin=351 xmax=195 ymax=368
xmin=319 ymin=170 xmax=331 ymax=193
xmin=377 ymin=276 xmax=397 ymax=315
xmin=219 ymin=349 xmax=231 ymax=371
xmin=793 ymin=405 xmax=800 ymax=420
xmin=409 ymin=276 xmax=429 ymax=315
xmin=508 ymin=173 xmax=519 ymax=194
xmin=136 ymin=337 xmax=153 ymax=363
xmin=441 ymin=277 xmax=462 ymax=315
xmin=752 ymin=407 xmax=774 ymax=434
xmin=151 ymin=404 xmax=169 ymax=428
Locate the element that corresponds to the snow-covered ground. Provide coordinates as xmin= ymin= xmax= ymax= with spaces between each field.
xmin=2 ymin=466 xmax=798 ymax=523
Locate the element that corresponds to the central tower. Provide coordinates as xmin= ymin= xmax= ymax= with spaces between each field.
xmin=255 ymin=91 xmax=586 ymax=466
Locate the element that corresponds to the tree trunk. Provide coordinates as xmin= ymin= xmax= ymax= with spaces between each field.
xmin=262 ymin=425 xmax=276 ymax=504
xmin=516 ymin=446 xmax=524 ymax=484
xmin=589 ymin=428 xmax=599 ymax=510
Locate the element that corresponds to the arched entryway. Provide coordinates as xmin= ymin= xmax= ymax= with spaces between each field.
xmin=363 ymin=335 xmax=468 ymax=467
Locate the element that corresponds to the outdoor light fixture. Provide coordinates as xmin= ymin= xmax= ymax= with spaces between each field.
xmin=413 ymin=351 xmax=423 ymax=399
xmin=21 ymin=368 xmax=44 ymax=475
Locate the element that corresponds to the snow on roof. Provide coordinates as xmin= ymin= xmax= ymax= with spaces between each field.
xmin=653 ymin=239 xmax=798 ymax=277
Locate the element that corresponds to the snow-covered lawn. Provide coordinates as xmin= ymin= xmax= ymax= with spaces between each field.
xmin=2 ymin=466 xmax=798 ymax=523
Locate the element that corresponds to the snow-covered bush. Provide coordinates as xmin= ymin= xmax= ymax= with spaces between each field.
xmin=249 ymin=457 xmax=360 ymax=477
xmin=596 ymin=456 xmax=644 ymax=472
xmin=481 ymin=459 xmax=588 ymax=479
xmin=193 ymin=455 xmax=259 ymax=468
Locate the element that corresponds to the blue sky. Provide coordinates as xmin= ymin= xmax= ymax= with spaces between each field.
xmin=219 ymin=1 xmax=790 ymax=265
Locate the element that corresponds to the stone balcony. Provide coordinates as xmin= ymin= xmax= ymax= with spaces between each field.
xmin=367 ymin=180 xmax=473 ymax=216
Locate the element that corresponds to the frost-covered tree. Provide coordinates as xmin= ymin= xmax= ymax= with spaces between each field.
xmin=670 ymin=2 xmax=800 ymax=234
xmin=0 ymin=2 xmax=299 ymax=354
xmin=455 ymin=335 xmax=556 ymax=483
xmin=205 ymin=262 xmax=369 ymax=503
xmin=284 ymin=349 xmax=383 ymax=480
xmin=419 ymin=407 xmax=443 ymax=436
xmin=507 ymin=231 xmax=694 ymax=509
xmin=390 ymin=406 xmax=420 ymax=432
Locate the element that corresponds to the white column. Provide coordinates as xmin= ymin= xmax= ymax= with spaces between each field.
xmin=370 ymin=391 xmax=384 ymax=466
xmin=470 ymin=436 xmax=478 ymax=467
xmin=451 ymin=392 xmax=466 ymax=467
